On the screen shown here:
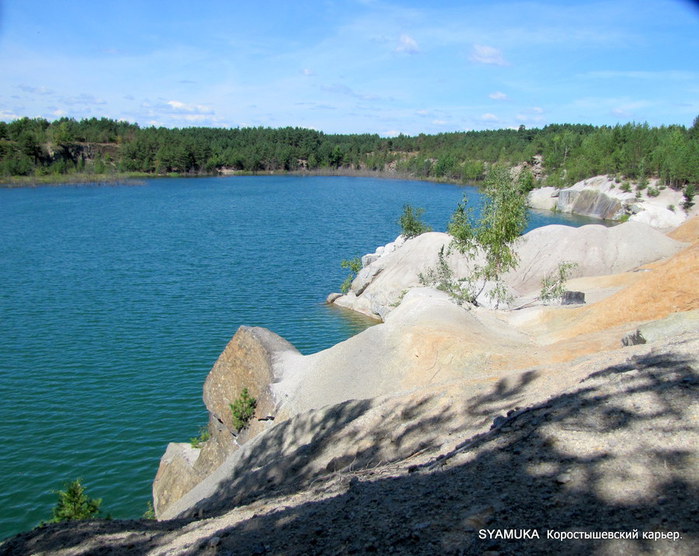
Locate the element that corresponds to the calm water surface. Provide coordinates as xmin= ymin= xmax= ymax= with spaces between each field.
xmin=0 ymin=176 xmax=596 ymax=538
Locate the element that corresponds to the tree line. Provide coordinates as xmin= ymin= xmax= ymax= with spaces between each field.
xmin=1 ymin=116 xmax=697 ymax=191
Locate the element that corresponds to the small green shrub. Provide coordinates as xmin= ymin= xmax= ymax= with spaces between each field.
xmin=668 ymin=204 xmax=676 ymax=212
xmin=618 ymin=213 xmax=630 ymax=223
xmin=230 ymin=388 xmax=257 ymax=431
xmin=190 ymin=426 xmax=211 ymax=449
xmin=620 ymin=182 xmax=631 ymax=193
xmin=647 ymin=186 xmax=659 ymax=197
xmin=399 ymin=204 xmax=432 ymax=238
xmin=49 ymin=479 xmax=102 ymax=523
xmin=340 ymin=257 xmax=362 ymax=294
xmin=142 ymin=501 xmax=156 ymax=520
xmin=389 ymin=289 xmax=409 ymax=308
xmin=447 ymin=196 xmax=475 ymax=254
xmin=418 ymin=245 xmax=474 ymax=305
xmin=638 ymin=173 xmax=649 ymax=189
xmin=540 ymin=261 xmax=578 ymax=304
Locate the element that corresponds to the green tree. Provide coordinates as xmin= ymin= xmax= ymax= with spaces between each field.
xmin=447 ymin=196 xmax=475 ymax=252
xmin=475 ymin=166 xmax=528 ymax=293
xmin=445 ymin=165 xmax=528 ymax=306
xmin=399 ymin=204 xmax=432 ymax=238
xmin=540 ymin=261 xmax=578 ymax=304
xmin=340 ymin=257 xmax=363 ymax=294
xmin=49 ymin=479 xmax=102 ymax=523
xmin=683 ymin=183 xmax=696 ymax=211
xmin=230 ymin=388 xmax=257 ymax=431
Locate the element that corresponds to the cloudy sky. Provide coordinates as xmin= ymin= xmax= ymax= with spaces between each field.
xmin=1 ymin=0 xmax=698 ymax=135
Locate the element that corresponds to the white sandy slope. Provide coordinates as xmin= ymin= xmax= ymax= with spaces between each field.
xmin=333 ymin=221 xmax=686 ymax=320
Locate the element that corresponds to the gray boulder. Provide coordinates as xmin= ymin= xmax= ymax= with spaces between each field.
xmin=153 ymin=326 xmax=300 ymax=517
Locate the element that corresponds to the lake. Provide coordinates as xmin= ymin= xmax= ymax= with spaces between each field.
xmin=0 ymin=175 xmax=597 ymax=538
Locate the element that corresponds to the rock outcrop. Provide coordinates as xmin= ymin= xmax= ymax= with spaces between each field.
xmin=152 ymin=326 xmax=300 ymax=516
xmin=528 ymin=175 xmax=697 ymax=229
xmin=331 ymin=221 xmax=686 ymax=319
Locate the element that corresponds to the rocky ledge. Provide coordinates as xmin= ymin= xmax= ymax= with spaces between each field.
xmin=3 ymin=218 xmax=698 ymax=555
xmin=528 ymin=174 xmax=698 ymax=229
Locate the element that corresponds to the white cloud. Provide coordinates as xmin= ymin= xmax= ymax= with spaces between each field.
xmin=531 ymin=106 xmax=544 ymax=113
xmin=301 ymin=68 xmax=314 ymax=76
xmin=470 ymin=44 xmax=508 ymax=66
xmin=481 ymin=113 xmax=499 ymax=121
xmin=52 ymin=109 xmax=67 ymax=117
xmin=432 ymin=119 xmax=448 ymax=125
xmin=395 ymin=34 xmax=419 ymax=54
xmin=0 ymin=109 xmax=20 ymax=120
xmin=181 ymin=114 xmax=219 ymax=123
xmin=166 ymin=100 xmax=213 ymax=114
xmin=489 ymin=91 xmax=508 ymax=100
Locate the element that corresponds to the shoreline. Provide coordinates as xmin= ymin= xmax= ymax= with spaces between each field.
xmin=4 ymin=170 xmax=695 ymax=231
xmin=0 ymin=167 xmax=472 ymax=189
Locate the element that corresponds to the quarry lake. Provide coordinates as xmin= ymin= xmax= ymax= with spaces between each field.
xmin=0 ymin=175 xmax=597 ymax=539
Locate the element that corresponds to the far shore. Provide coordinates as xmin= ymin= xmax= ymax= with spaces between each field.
xmin=0 ymin=167 xmax=473 ymax=189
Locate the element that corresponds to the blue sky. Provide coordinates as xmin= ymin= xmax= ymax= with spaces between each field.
xmin=1 ymin=0 xmax=698 ymax=135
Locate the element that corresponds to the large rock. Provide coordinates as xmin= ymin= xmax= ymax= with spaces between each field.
xmin=630 ymin=204 xmax=685 ymax=230
xmin=556 ymin=187 xmax=624 ymax=220
xmin=527 ymin=186 xmax=558 ymax=211
xmin=202 ymin=326 xmax=298 ymax=437
xmin=153 ymin=326 xmax=300 ymax=517
xmin=273 ymin=288 xmax=536 ymax=417
xmin=152 ymin=443 xmax=206 ymax=517
xmin=154 ymin=217 xmax=696 ymax=522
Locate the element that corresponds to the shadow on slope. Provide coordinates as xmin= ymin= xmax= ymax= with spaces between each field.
xmin=178 ymin=342 xmax=699 ymax=555
xmin=2 ymin=340 xmax=697 ymax=555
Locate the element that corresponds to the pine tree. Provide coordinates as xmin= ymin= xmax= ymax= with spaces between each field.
xmin=50 ymin=479 xmax=102 ymax=523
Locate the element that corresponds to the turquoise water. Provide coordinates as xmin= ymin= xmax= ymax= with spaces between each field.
xmin=0 ymin=176 xmax=596 ymax=539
